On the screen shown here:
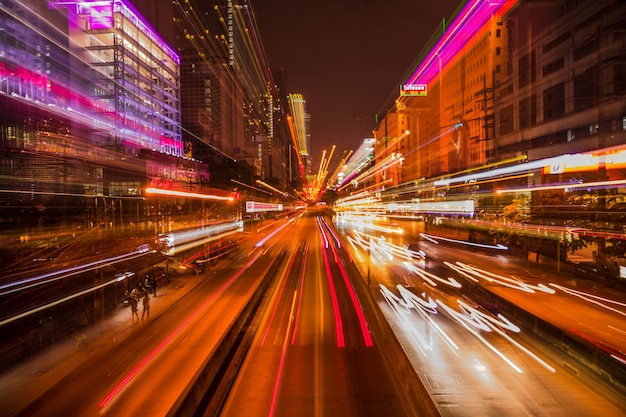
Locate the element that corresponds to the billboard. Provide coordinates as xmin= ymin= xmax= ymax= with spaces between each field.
xmin=400 ymin=83 xmax=428 ymax=97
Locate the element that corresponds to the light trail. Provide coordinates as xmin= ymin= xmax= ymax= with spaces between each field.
xmin=380 ymin=284 xmax=554 ymax=373
xmin=550 ymin=283 xmax=626 ymax=317
xmin=420 ymin=233 xmax=508 ymax=250
xmin=318 ymin=216 xmax=342 ymax=248
xmin=268 ymin=290 xmax=299 ymax=417
xmin=403 ymin=261 xmax=462 ymax=288
xmin=145 ymin=187 xmax=235 ymax=201
xmin=319 ymin=219 xmax=345 ymax=347
xmin=291 ymin=242 xmax=309 ymax=345
xmin=446 ymin=261 xmax=555 ymax=294
xmin=380 ymin=284 xmax=459 ymax=356
xmin=0 ymin=274 xmax=128 ymax=327
xmin=254 ymin=216 xmax=297 ymax=248
xmin=0 ymin=248 xmax=154 ymax=296
xmin=261 ymin=244 xmax=300 ymax=346
xmin=327 ymin=232 xmax=373 ymax=346
xmin=436 ymin=299 xmax=524 ymax=374
xmin=347 ymin=229 xmax=423 ymax=265
xmin=162 ymin=222 xmax=243 ymax=256
xmin=99 ymin=250 xmax=263 ymax=409
xmin=496 ymin=178 xmax=626 ymax=194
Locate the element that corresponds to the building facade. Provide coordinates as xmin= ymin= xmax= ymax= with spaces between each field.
xmin=0 ymin=0 xmax=210 ymax=235
xmin=372 ymin=0 xmax=626 ymax=208
xmin=364 ymin=0 xmax=626 ymax=275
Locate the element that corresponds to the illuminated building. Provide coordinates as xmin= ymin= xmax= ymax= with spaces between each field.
xmin=496 ymin=0 xmax=626 ymax=161
xmin=51 ymin=0 xmax=183 ymax=156
xmin=375 ymin=0 xmax=516 ymax=186
xmin=0 ymin=0 xmax=212 ymax=232
xmin=374 ymin=0 xmax=626 ymax=195
xmin=363 ymin=0 xmax=626 ymax=276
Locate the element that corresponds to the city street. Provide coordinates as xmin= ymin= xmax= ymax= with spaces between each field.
xmin=338 ymin=217 xmax=626 ymax=416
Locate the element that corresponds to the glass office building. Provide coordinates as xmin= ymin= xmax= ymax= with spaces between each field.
xmin=0 ymin=0 xmax=197 ymax=232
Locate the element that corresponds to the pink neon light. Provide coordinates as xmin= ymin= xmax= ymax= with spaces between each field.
xmin=85 ymin=3 xmax=114 ymax=29
xmin=99 ymin=251 xmax=262 ymax=408
xmin=50 ymin=0 xmax=179 ymax=64
xmin=328 ymin=238 xmax=373 ymax=347
xmin=320 ymin=225 xmax=345 ymax=348
xmin=406 ymin=0 xmax=518 ymax=86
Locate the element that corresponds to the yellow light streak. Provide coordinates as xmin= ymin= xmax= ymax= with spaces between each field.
xmin=496 ymin=179 xmax=626 ymax=194
xmin=256 ymin=180 xmax=289 ymax=197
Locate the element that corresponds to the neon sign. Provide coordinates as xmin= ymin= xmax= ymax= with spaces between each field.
xmin=246 ymin=201 xmax=283 ymax=213
xmin=400 ymin=83 xmax=428 ymax=97
xmin=77 ymin=2 xmax=114 ymax=30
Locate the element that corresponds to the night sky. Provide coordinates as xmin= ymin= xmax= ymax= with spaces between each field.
xmin=253 ymin=0 xmax=462 ymax=166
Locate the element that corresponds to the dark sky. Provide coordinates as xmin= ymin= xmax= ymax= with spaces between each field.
xmin=253 ymin=0 xmax=461 ymax=165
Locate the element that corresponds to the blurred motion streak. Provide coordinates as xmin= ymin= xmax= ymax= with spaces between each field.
xmin=99 ymin=250 xmax=263 ymax=409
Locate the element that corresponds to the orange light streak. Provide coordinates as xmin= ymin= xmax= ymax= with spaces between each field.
xmin=99 ymin=251 xmax=262 ymax=409
xmin=291 ymin=242 xmax=309 ymax=345
xmin=145 ymin=187 xmax=234 ymax=201
xmin=268 ymin=290 xmax=299 ymax=417
xmin=261 ymin=246 xmax=300 ymax=346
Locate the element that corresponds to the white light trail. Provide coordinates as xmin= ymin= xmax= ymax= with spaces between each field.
xmin=380 ymin=284 xmax=459 ymax=356
xmin=0 ymin=275 xmax=124 ymax=327
xmin=420 ymin=233 xmax=508 ymax=250
xmin=0 ymin=249 xmax=155 ymax=296
xmin=403 ymin=261 xmax=462 ymax=288
xmin=550 ymin=283 xmax=626 ymax=317
xmin=446 ymin=261 xmax=555 ymax=294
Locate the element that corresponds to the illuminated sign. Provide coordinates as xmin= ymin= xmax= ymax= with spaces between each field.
xmin=400 ymin=83 xmax=428 ymax=97
xmin=77 ymin=1 xmax=114 ymax=30
xmin=246 ymin=201 xmax=283 ymax=213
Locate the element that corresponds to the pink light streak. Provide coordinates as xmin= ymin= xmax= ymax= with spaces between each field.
xmin=328 ymin=237 xmax=373 ymax=347
xmin=406 ymin=0 xmax=518 ymax=86
xmin=320 ymin=224 xmax=345 ymax=348
xmin=99 ymin=251 xmax=262 ymax=409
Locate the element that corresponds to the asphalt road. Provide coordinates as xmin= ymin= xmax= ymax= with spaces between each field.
xmin=336 ymin=216 xmax=626 ymax=416
xmin=5 ymin=211 xmax=625 ymax=417
xmin=7 ymin=217 xmax=288 ymax=417
xmin=219 ymin=213 xmax=411 ymax=417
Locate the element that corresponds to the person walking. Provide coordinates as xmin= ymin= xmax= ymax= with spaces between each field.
xmin=141 ymin=293 xmax=150 ymax=320
xmin=129 ymin=295 xmax=139 ymax=321
xmin=149 ymin=276 xmax=157 ymax=296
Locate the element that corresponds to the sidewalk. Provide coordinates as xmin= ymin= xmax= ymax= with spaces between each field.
xmin=0 ymin=270 xmax=206 ymax=417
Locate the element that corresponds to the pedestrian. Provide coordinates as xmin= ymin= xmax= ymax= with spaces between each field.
xmin=149 ymin=276 xmax=157 ymax=296
xmin=143 ymin=276 xmax=151 ymax=294
xmin=129 ymin=295 xmax=139 ymax=321
xmin=141 ymin=293 xmax=150 ymax=320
